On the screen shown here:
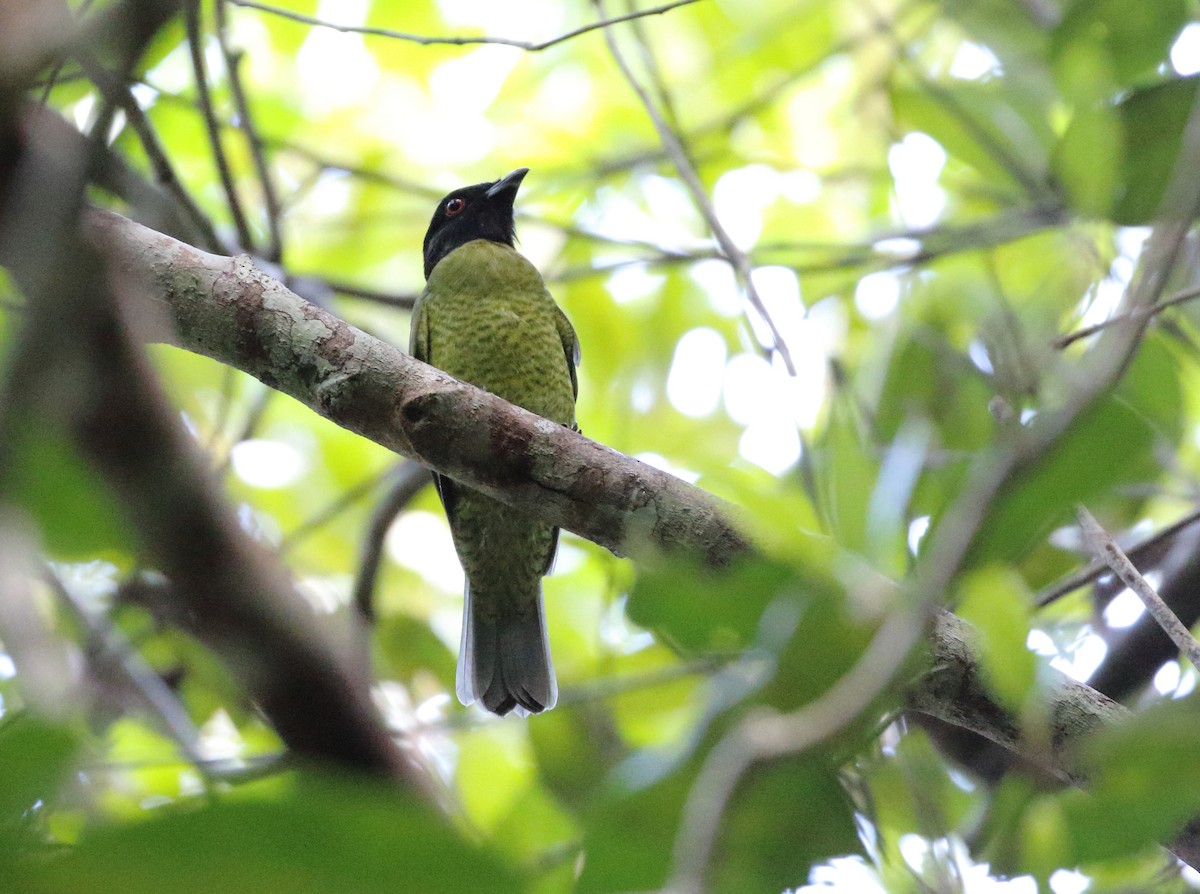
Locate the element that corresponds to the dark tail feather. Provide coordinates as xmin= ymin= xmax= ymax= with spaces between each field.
xmin=456 ymin=583 xmax=557 ymax=716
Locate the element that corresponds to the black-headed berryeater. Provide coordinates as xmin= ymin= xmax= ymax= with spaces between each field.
xmin=411 ymin=168 xmax=579 ymax=716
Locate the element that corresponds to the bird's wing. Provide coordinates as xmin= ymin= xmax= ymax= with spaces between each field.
xmin=409 ymin=296 xmax=459 ymax=521
xmin=409 ymin=294 xmax=432 ymax=365
xmin=545 ymin=300 xmax=581 ymax=573
xmin=554 ymin=303 xmax=580 ymax=405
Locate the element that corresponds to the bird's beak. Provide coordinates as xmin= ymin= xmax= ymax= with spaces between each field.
xmin=485 ymin=167 xmax=529 ymax=198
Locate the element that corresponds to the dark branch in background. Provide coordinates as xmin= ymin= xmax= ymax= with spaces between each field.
xmin=23 ymin=101 xmax=219 ymax=251
xmin=1036 ymin=503 xmax=1200 ymax=608
xmin=0 ymin=16 xmax=420 ymax=784
xmin=280 ymin=465 xmax=394 ymax=553
xmin=910 ymin=611 xmax=1200 ymax=866
xmin=1054 ymin=283 xmax=1200 ymax=349
xmin=322 ymin=276 xmax=419 ymax=309
xmin=184 ymin=0 xmax=254 ymax=249
xmin=1086 ymin=522 xmax=1200 ymax=702
xmin=215 ymin=0 xmax=282 ymax=262
xmin=594 ymin=0 xmax=797 ymax=375
xmin=229 ymin=0 xmax=705 ymax=52
xmin=353 ymin=461 xmax=431 ymax=624
xmin=1078 ymin=507 xmax=1200 ymax=673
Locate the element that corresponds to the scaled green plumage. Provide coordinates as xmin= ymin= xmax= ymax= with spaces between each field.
xmin=410 ymin=169 xmax=579 ymax=715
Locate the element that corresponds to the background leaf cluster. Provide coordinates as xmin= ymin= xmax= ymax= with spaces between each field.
xmin=6 ymin=0 xmax=1200 ymax=890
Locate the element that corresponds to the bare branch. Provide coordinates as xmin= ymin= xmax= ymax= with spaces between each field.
xmin=228 ymin=0 xmax=704 ymax=52
xmin=1078 ymin=506 xmax=1200 ymax=673
xmin=215 ymin=0 xmax=283 ymax=261
xmin=280 ymin=465 xmax=394 ymax=553
xmin=1035 ymin=503 xmax=1200 ymax=608
xmin=184 ymin=0 xmax=254 ymax=249
xmin=594 ymin=0 xmax=796 ymax=374
xmin=1054 ymin=283 xmax=1200 ymax=349
xmin=352 ymin=460 xmax=431 ymax=624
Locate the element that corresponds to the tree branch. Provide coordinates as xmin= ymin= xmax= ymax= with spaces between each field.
xmin=81 ymin=206 xmax=750 ymax=566
xmin=912 ymin=610 xmax=1200 ymax=868
xmin=228 ymin=0 xmax=704 ymax=53
xmin=1078 ymin=506 xmax=1200 ymax=673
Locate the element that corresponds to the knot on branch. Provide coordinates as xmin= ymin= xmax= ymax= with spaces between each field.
xmin=399 ymin=383 xmax=535 ymax=490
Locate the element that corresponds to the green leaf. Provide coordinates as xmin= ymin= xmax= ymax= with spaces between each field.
xmin=967 ymin=333 xmax=1182 ymax=565
xmin=1061 ymin=701 xmax=1200 ymax=864
xmin=627 ymin=555 xmax=798 ymax=655
xmin=1053 ymin=0 xmax=1186 ymax=87
xmin=710 ymin=755 xmax=859 ymax=894
xmin=0 ymin=714 xmax=79 ymax=827
xmin=577 ymin=766 xmax=687 ymax=893
xmin=5 ymin=419 xmax=131 ymax=558
xmin=1113 ymin=76 xmax=1200 ymax=225
xmin=376 ymin=613 xmax=455 ymax=687
xmin=18 ymin=772 xmax=521 ymax=894
xmin=812 ymin=396 xmax=876 ymax=556
xmin=955 ymin=566 xmax=1036 ymax=713
xmin=1054 ymin=102 xmax=1122 ymax=220
xmin=874 ymin=336 xmax=995 ymax=454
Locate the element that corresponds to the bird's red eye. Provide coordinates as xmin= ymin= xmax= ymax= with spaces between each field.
xmin=445 ymin=197 xmax=466 ymax=216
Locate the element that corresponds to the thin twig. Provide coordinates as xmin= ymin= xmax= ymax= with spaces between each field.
xmin=1036 ymin=503 xmax=1200 ymax=607
xmin=546 ymin=205 xmax=1062 ymax=284
xmin=1077 ymin=506 xmax=1200 ymax=673
xmin=863 ymin=0 xmax=1049 ymax=203
xmin=73 ymin=53 xmax=224 ymax=251
xmin=215 ymin=0 xmax=283 ymax=261
xmin=229 ymin=0 xmax=704 ymax=52
xmin=1054 ymin=284 xmax=1200 ymax=349
xmin=557 ymin=655 xmax=728 ymax=704
xmin=43 ymin=565 xmax=222 ymax=774
xmin=324 ymin=278 xmax=420 ymax=309
xmin=595 ymin=0 xmax=796 ymax=373
xmin=185 ymin=0 xmax=255 ymax=250
xmin=623 ymin=0 xmax=687 ymax=149
xmin=352 ymin=461 xmax=431 ymax=624
xmin=86 ymin=751 xmax=290 ymax=785
xmin=279 ymin=465 xmax=395 ymax=553
xmin=211 ymin=382 xmax=274 ymax=477
xmin=38 ymin=0 xmax=98 ymax=106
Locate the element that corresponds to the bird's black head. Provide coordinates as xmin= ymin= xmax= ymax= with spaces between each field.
xmin=422 ymin=167 xmax=528 ymax=279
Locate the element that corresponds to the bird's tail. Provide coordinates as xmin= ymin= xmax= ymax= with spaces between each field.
xmin=456 ymin=582 xmax=557 ymax=716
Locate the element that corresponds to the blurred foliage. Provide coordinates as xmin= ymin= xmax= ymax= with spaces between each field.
xmin=4 ymin=0 xmax=1200 ymax=891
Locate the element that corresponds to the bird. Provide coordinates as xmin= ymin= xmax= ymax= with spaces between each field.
xmin=410 ymin=168 xmax=579 ymax=716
